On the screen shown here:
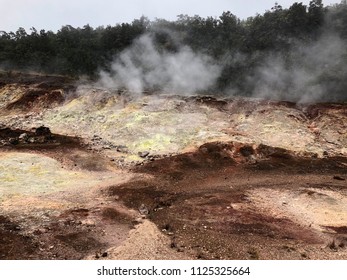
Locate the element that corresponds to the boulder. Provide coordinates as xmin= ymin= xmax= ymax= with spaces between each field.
xmin=138 ymin=151 xmax=150 ymax=158
xmin=18 ymin=133 xmax=29 ymax=142
xmin=35 ymin=126 xmax=51 ymax=136
xmin=9 ymin=137 xmax=19 ymax=145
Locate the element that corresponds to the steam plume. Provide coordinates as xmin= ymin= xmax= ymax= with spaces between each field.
xmin=96 ymin=28 xmax=347 ymax=103
xmin=97 ymin=34 xmax=221 ymax=95
xmin=250 ymin=33 xmax=347 ymax=103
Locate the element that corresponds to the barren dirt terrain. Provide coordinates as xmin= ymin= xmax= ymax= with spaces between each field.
xmin=0 ymin=72 xmax=347 ymax=260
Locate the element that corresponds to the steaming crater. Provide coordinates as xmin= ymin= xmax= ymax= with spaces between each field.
xmin=2 ymin=82 xmax=347 ymax=165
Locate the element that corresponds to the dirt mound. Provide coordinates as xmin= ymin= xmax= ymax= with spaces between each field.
xmin=0 ymin=72 xmax=76 ymax=112
xmin=0 ymin=127 xmax=81 ymax=149
xmin=133 ymin=142 xmax=236 ymax=175
xmin=90 ymin=220 xmax=191 ymax=260
xmin=6 ymin=89 xmax=64 ymax=111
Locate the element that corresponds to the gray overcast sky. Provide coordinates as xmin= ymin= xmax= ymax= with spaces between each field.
xmin=0 ymin=0 xmax=341 ymax=32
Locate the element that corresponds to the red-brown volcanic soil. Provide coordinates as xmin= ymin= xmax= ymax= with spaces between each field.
xmin=0 ymin=72 xmax=347 ymax=260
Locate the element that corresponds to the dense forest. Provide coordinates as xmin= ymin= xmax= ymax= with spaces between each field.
xmin=1 ymin=0 xmax=347 ymax=100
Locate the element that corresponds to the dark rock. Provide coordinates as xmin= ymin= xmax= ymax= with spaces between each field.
xmin=257 ymin=144 xmax=292 ymax=159
xmin=138 ymin=151 xmax=150 ymax=158
xmin=9 ymin=137 xmax=19 ymax=145
xmin=239 ymin=145 xmax=254 ymax=157
xmin=333 ymin=176 xmax=345 ymax=181
xmin=35 ymin=126 xmax=51 ymax=136
xmin=116 ymin=145 xmax=128 ymax=153
xmin=138 ymin=204 xmax=149 ymax=215
xmin=92 ymin=135 xmax=102 ymax=141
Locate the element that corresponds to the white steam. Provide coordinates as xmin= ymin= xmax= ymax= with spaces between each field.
xmin=97 ymin=34 xmax=221 ymax=94
xmin=251 ymin=33 xmax=346 ymax=103
xmin=97 ymin=31 xmax=347 ymax=103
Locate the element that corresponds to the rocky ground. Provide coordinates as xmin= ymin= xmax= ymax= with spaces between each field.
xmin=0 ymin=72 xmax=346 ymax=260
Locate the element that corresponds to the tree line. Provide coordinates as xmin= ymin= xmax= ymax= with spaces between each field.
xmin=0 ymin=1 xmax=347 ymax=96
